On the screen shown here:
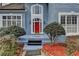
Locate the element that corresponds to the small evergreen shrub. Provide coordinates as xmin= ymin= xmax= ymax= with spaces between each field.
xmin=0 ymin=26 xmax=26 ymax=37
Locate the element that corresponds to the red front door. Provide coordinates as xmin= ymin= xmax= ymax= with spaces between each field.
xmin=35 ymin=22 xmax=40 ymax=33
xmin=33 ymin=18 xmax=42 ymax=34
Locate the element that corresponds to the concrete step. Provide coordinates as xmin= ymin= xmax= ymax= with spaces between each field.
xmin=26 ymin=49 xmax=41 ymax=56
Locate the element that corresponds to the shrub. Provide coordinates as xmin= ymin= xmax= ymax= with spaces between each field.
xmin=66 ymin=42 xmax=77 ymax=56
xmin=0 ymin=26 xmax=26 ymax=37
xmin=0 ymin=35 xmax=17 ymax=56
xmin=66 ymin=38 xmax=79 ymax=56
xmin=44 ymin=22 xmax=65 ymax=43
xmin=42 ymin=43 xmax=67 ymax=56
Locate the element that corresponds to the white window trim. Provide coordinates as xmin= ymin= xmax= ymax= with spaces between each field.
xmin=58 ymin=12 xmax=79 ymax=36
xmin=31 ymin=4 xmax=43 ymax=34
xmin=0 ymin=14 xmax=23 ymax=28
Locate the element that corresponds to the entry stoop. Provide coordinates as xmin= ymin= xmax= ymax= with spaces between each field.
xmin=26 ymin=49 xmax=41 ymax=56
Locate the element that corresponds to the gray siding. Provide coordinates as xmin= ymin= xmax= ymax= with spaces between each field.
xmin=48 ymin=3 xmax=79 ymax=23
xmin=25 ymin=3 xmax=48 ymax=34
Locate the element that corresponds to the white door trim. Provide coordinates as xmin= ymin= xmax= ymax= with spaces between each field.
xmin=31 ymin=4 xmax=43 ymax=34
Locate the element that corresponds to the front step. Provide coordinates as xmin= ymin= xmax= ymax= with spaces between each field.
xmin=26 ymin=49 xmax=41 ymax=56
xmin=28 ymin=40 xmax=42 ymax=45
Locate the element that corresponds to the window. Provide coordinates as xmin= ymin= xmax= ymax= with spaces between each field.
xmin=12 ymin=16 xmax=16 ymax=19
xmin=34 ymin=6 xmax=40 ymax=14
xmin=2 ymin=16 xmax=6 ymax=27
xmin=2 ymin=15 xmax=22 ymax=27
xmin=32 ymin=4 xmax=42 ymax=14
xmin=72 ymin=15 xmax=77 ymax=24
xmin=12 ymin=19 xmax=16 ymax=26
xmin=61 ymin=15 xmax=65 ymax=24
xmin=7 ymin=16 xmax=11 ymax=19
xmin=17 ymin=19 xmax=21 ymax=27
xmin=60 ymin=14 xmax=78 ymax=35
xmin=17 ymin=16 xmax=21 ymax=19
xmin=7 ymin=19 xmax=11 ymax=27
xmin=3 ymin=19 xmax=6 ymax=27
xmin=67 ymin=15 xmax=71 ymax=24
xmin=3 ymin=16 xmax=6 ymax=19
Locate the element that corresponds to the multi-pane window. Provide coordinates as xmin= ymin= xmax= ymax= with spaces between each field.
xmin=32 ymin=4 xmax=42 ymax=14
xmin=60 ymin=15 xmax=77 ymax=34
xmin=67 ymin=15 xmax=71 ymax=24
xmin=61 ymin=15 xmax=65 ymax=24
xmin=72 ymin=15 xmax=77 ymax=24
xmin=12 ymin=16 xmax=16 ymax=26
xmin=2 ymin=15 xmax=22 ymax=27
xmin=17 ymin=16 xmax=21 ymax=27
xmin=3 ymin=16 xmax=6 ymax=27
xmin=7 ymin=16 xmax=11 ymax=26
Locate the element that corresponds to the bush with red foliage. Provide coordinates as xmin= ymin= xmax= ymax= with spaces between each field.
xmin=42 ymin=43 xmax=67 ymax=56
xmin=73 ymin=51 xmax=79 ymax=56
xmin=51 ymin=43 xmax=67 ymax=47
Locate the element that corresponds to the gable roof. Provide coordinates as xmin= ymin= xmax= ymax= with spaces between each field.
xmin=0 ymin=3 xmax=25 ymax=10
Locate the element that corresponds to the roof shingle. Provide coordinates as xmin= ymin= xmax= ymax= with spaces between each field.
xmin=0 ymin=3 xmax=25 ymax=10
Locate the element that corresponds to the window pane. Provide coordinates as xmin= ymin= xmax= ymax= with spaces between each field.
xmin=12 ymin=16 xmax=16 ymax=19
xmin=39 ymin=7 xmax=41 ymax=14
xmin=12 ymin=19 xmax=16 ymax=26
xmin=7 ymin=21 xmax=11 ymax=26
xmin=72 ymin=15 xmax=77 ymax=24
xmin=3 ymin=16 xmax=6 ymax=19
xmin=37 ymin=18 xmax=40 ymax=21
xmin=33 ymin=6 xmax=41 ymax=14
xmin=3 ymin=19 xmax=6 ymax=27
xmin=35 ymin=6 xmax=39 ymax=14
xmin=17 ymin=21 xmax=21 ymax=27
xmin=17 ymin=16 xmax=21 ymax=19
xmin=12 ymin=21 xmax=16 ymax=26
xmin=7 ymin=16 xmax=11 ymax=19
xmin=12 ymin=16 xmax=16 ymax=26
xmin=61 ymin=15 xmax=65 ymax=24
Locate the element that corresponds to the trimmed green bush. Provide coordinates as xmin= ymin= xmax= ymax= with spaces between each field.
xmin=44 ymin=22 xmax=65 ymax=43
xmin=0 ymin=26 xmax=26 ymax=37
